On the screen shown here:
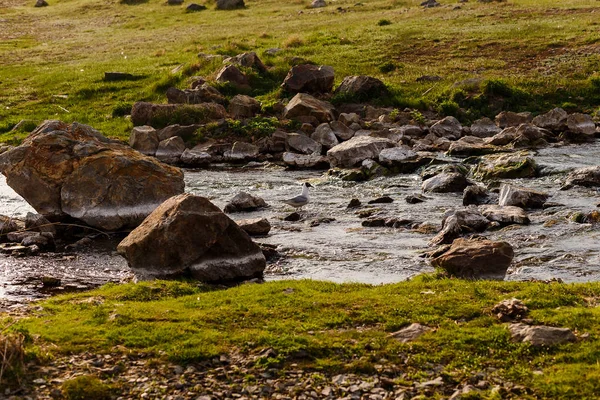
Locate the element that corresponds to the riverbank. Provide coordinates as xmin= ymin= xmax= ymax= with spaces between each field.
xmin=2 ymin=276 xmax=600 ymax=398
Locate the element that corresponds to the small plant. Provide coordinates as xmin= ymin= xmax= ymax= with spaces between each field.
xmin=410 ymin=110 xmax=426 ymax=124
xmin=0 ymin=332 xmax=25 ymax=388
xmin=283 ymin=35 xmax=305 ymax=48
xmin=378 ymin=61 xmax=396 ymax=74
xmin=377 ymin=19 xmax=392 ymax=26
xmin=62 ymin=375 xmax=112 ymax=400
xmin=389 ymin=108 xmax=400 ymax=120
xmin=438 ymin=100 xmax=460 ymax=117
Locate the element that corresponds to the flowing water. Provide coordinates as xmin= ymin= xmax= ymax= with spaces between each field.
xmin=2 ymin=142 xmax=600 ymax=307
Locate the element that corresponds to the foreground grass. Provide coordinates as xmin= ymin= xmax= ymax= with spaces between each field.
xmin=4 ymin=276 xmax=600 ymax=398
xmin=2 ymin=0 xmax=600 ymax=141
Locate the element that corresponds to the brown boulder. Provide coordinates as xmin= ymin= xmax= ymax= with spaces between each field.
xmin=431 ymin=237 xmax=514 ymax=279
xmin=228 ymin=95 xmax=261 ymax=119
xmin=117 ymin=194 xmax=265 ymax=282
xmin=0 ymin=121 xmax=184 ymax=230
xmin=216 ymin=65 xmax=250 ymax=89
xmin=281 ymin=64 xmax=335 ymax=94
xmin=283 ymin=93 xmax=336 ymax=124
xmin=334 ymin=75 xmax=388 ymax=100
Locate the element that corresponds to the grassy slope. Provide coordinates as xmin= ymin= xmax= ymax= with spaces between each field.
xmin=6 ymin=277 xmax=600 ymax=398
xmin=1 ymin=0 xmax=600 ymax=141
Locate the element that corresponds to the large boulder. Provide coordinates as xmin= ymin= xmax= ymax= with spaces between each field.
xmin=117 ymin=194 xmax=265 ymax=282
xmin=131 ymin=102 xmax=227 ymax=127
xmin=224 ymin=142 xmax=259 ymax=162
xmin=0 ymin=121 xmax=184 ymax=230
xmin=498 ymin=184 xmax=549 ymax=209
xmin=285 ymin=133 xmax=321 ymax=155
xmin=311 ymin=123 xmax=339 ymax=149
xmin=431 ymin=237 xmax=514 ymax=279
xmin=447 ymin=136 xmax=499 ymax=157
xmin=532 ymin=108 xmax=568 ymax=131
xmin=470 ymin=117 xmax=501 ymax=138
xmin=282 ymin=152 xmax=329 ymax=169
xmin=429 ymin=116 xmax=462 ymax=140
xmin=215 ymin=65 xmax=250 ymax=89
xmin=334 ymin=75 xmax=388 ymax=100
xmin=564 ymin=113 xmax=596 ymax=142
xmin=281 ymin=64 xmax=335 ymax=94
xmin=495 ymin=111 xmax=532 ymax=128
xmin=283 ymin=93 xmax=336 ymax=123
xmin=378 ymin=148 xmax=429 ymax=173
xmin=327 ymin=136 xmax=395 ymax=168
xmin=330 ymin=121 xmax=355 ymax=141
xmin=156 ymin=136 xmax=186 ymax=164
xmin=473 ymin=152 xmax=537 ymax=180
xmin=130 ymin=126 xmax=159 ymax=156
xmin=562 ymin=166 xmax=600 ymax=189
xmin=509 ymin=323 xmax=576 ymax=346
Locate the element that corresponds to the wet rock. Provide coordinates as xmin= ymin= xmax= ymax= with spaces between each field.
xmin=281 ymin=65 xmax=335 ymax=95
xmin=156 ymin=124 xmax=199 ymax=141
xmin=117 ymin=194 xmax=265 ymax=282
xmin=0 ymin=215 xmax=20 ymax=238
xmin=41 ymin=276 xmax=61 ymax=287
xmin=283 ymin=93 xmax=336 ymax=124
xmin=330 ymin=121 xmax=355 ymax=141
xmin=224 ymin=192 xmax=268 ymax=213
xmin=495 ymin=111 xmax=532 ymax=128
xmin=216 ymin=0 xmax=245 ymax=10
xmin=285 ymin=133 xmax=321 ymax=155
xmin=431 ymin=237 xmax=514 ymax=279
xmin=0 ymin=121 xmax=184 ymax=231
xmin=564 ymin=113 xmax=596 ymax=142
xmin=180 ymin=146 xmax=212 ymax=167
xmin=130 ymin=126 xmax=159 ymax=156
xmin=362 ymin=218 xmax=386 ymax=227
xmin=282 ymin=152 xmax=329 ymax=169
xmin=311 ymin=123 xmax=339 ymax=149
xmin=470 ymin=117 xmax=501 ymax=138
xmin=562 ymin=166 xmax=600 ymax=189
xmin=447 ymin=136 xmax=498 ymax=156
xmin=463 ymin=185 xmax=492 ymax=206
xmin=156 ymin=136 xmax=186 ymax=164
xmin=532 ymin=107 xmax=568 ymax=131
xmin=390 ymin=323 xmax=431 ymax=343
xmin=512 ymin=123 xmax=550 ymax=148
xmin=421 ymin=164 xmax=469 ymax=180
xmin=166 ymin=85 xmax=225 ymax=105
xmin=236 ymin=218 xmax=271 ymax=236
xmin=259 ymin=243 xmax=280 ymax=261
xmin=327 ymin=136 xmax=395 ymax=168
xmin=429 ymin=116 xmax=462 ymax=140
xmin=224 ymin=142 xmax=259 ymax=162
xmin=430 ymin=208 xmax=490 ymax=245
xmin=498 ymin=184 xmax=549 ymax=209
xmin=368 ymin=196 xmax=393 ymax=204
xmin=347 ymin=198 xmax=361 ymax=208
xmin=228 ymin=95 xmax=261 ymax=119
xmin=422 ymin=172 xmax=470 ymax=193
xmin=378 ymin=148 xmax=427 ymax=172
xmin=473 ymin=152 xmax=537 ymax=180
xmin=480 ymin=205 xmax=530 ymax=225
xmin=492 ymin=298 xmax=528 ymax=322
xmin=406 ymin=194 xmax=427 ymax=204
xmin=509 ymin=323 xmax=576 ymax=346
xmin=284 ymin=212 xmax=301 ymax=221
xmin=130 ymin=101 xmax=227 ymax=126
xmin=334 ymin=75 xmax=388 ymax=100
xmin=216 ymin=65 xmax=250 ymax=89
xmin=338 ymin=112 xmax=361 ymax=126
xmin=361 ymin=159 xmax=389 ymax=180
xmin=486 ymin=126 xmax=517 ymax=146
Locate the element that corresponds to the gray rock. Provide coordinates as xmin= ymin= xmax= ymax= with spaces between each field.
xmin=215 ymin=65 xmax=249 ymax=89
xmin=562 ymin=166 xmax=600 ymax=189
xmin=509 ymin=323 xmax=576 ymax=346
xmin=463 ymin=185 xmax=493 ymax=206
xmin=334 ymin=75 xmax=388 ymax=100
xmin=329 ymin=121 xmax=355 ymax=141
xmin=429 ymin=116 xmax=462 ymax=140
xmin=215 ymin=0 xmax=244 ymax=9
xmin=236 ymin=218 xmax=271 ymax=236
xmin=130 ymin=126 xmax=159 ymax=156
xmin=431 ymin=237 xmax=514 ymax=279
xmin=283 ymin=93 xmax=336 ymax=124
xmin=492 ymin=298 xmax=528 ymax=321
xmin=422 ymin=172 xmax=470 ymax=193
xmin=180 ymin=147 xmax=212 ymax=167
xmin=281 ymin=64 xmax=335 ymax=94
xmin=473 ymin=152 xmax=537 ymax=180
xmin=117 ymin=194 xmax=265 ymax=282
xmin=285 ymin=133 xmax=321 ymax=155
xmin=486 ymin=126 xmax=517 ymax=146
xmin=498 ymin=184 xmax=549 ymax=209
xmin=25 ymin=212 xmax=56 ymax=235
xmin=327 ymin=136 xmax=395 ymax=168
xmin=224 ymin=142 xmax=259 ymax=162
xmin=470 ymin=117 xmax=501 ymax=138
xmin=156 ymin=136 xmax=186 ymax=164
xmin=338 ymin=113 xmax=360 ymax=126
xmin=224 ymin=192 xmax=268 ymax=213
xmin=311 ymin=123 xmax=339 ymax=149
xmin=282 ymin=152 xmax=329 ymax=169
xmin=224 ymin=52 xmax=267 ymax=73
xmin=532 ymin=108 xmax=568 ymax=131
xmin=480 ymin=205 xmax=530 ymax=225
xmin=565 ymin=113 xmax=596 ymax=141
xmin=157 ymin=124 xmax=199 ymax=142
xmin=430 ymin=208 xmax=489 ymax=245
xmin=390 ymin=323 xmax=431 ymax=343
xmin=228 ymin=95 xmax=261 ymax=119
xmin=0 ymin=215 xmax=20 ymax=237
xmin=495 ymin=111 xmax=532 ymax=128
xmin=447 ymin=136 xmax=498 ymax=157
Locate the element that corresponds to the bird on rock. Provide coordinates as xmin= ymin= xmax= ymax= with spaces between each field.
xmin=282 ymin=182 xmax=313 ymax=209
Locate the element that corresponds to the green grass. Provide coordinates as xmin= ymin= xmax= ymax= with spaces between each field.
xmin=2 ymin=0 xmax=600 ymax=141
xmin=6 ymin=276 xmax=600 ymax=398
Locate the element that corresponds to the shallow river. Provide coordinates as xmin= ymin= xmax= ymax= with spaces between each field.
xmin=2 ymin=142 xmax=600 ymax=307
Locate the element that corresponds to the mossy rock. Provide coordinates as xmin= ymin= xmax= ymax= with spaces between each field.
xmin=473 ymin=152 xmax=537 ymax=181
